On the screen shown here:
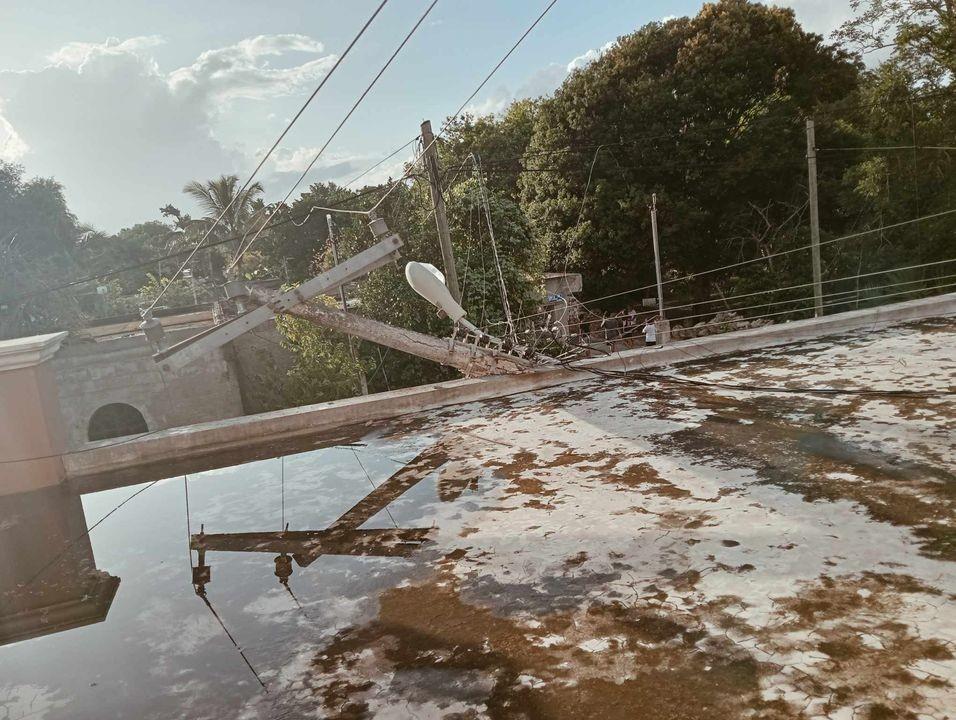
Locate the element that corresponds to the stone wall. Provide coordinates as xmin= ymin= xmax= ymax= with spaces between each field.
xmin=53 ymin=328 xmax=246 ymax=450
xmin=228 ymin=322 xmax=295 ymax=414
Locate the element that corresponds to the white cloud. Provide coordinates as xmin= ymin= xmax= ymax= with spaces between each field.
xmin=567 ymin=41 xmax=616 ymax=73
xmin=464 ymin=85 xmax=514 ymax=116
xmin=264 ymin=144 xmax=415 ymax=191
xmin=48 ymin=35 xmax=165 ymax=69
xmin=465 ymin=41 xmax=617 ymax=118
xmin=168 ymin=33 xmax=337 ymax=106
xmin=0 ymin=107 xmax=27 ymax=160
xmin=0 ymin=34 xmax=337 ymax=229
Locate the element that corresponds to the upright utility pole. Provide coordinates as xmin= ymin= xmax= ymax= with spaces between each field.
xmin=327 ymin=215 xmax=368 ymax=395
xmin=420 ymin=120 xmax=462 ymax=303
xmin=806 ymin=119 xmax=824 ymax=317
xmin=649 ymin=193 xmax=665 ymax=319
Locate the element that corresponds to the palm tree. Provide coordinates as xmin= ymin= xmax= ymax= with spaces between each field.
xmin=182 ymin=175 xmax=265 ymax=259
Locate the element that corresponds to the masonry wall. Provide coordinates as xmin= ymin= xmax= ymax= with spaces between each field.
xmin=228 ymin=322 xmax=295 ymax=414
xmin=53 ymin=329 xmax=245 ymax=450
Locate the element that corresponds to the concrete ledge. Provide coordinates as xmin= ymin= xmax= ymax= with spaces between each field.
xmin=64 ymin=292 xmax=956 ymax=481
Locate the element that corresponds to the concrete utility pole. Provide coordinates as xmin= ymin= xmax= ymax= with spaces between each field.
xmin=327 ymin=215 xmax=368 ymax=395
xmin=279 ymin=301 xmax=532 ymax=377
xmin=806 ymin=119 xmax=824 ymax=317
xmin=649 ymin=194 xmax=668 ymax=343
xmin=420 ymin=119 xmax=462 ymax=303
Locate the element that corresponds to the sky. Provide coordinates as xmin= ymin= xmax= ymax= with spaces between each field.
xmin=0 ymin=0 xmax=856 ymax=231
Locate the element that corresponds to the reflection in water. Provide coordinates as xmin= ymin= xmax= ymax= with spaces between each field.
xmin=0 ymin=484 xmax=119 ymax=646
xmin=0 ymin=436 xmax=461 ymax=717
xmin=182 ymin=442 xmax=448 ymax=693
xmin=189 ymin=443 xmax=447 ymax=590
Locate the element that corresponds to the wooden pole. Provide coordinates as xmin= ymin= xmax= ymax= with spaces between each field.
xmin=420 ymin=120 xmax=462 ymax=303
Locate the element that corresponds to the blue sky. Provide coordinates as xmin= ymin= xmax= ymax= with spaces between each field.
xmin=0 ymin=0 xmax=850 ymax=230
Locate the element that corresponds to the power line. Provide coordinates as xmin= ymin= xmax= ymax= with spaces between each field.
xmin=817 ymin=144 xmax=956 ymax=152
xmin=229 ymin=0 xmax=439 ymax=270
xmin=0 ymin=186 xmax=387 ymax=307
xmin=662 ymin=272 xmax=956 ymax=325
xmin=342 ymin=135 xmax=421 ymax=190
xmin=652 ymin=256 xmax=956 ymax=317
xmin=368 ymin=0 xmax=560 ymax=213
xmin=483 ymin=206 xmax=956 ymax=331
xmin=142 ymin=0 xmax=390 ymax=313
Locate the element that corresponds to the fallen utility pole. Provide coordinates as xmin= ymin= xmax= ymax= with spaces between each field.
xmin=421 ymin=119 xmax=462 ymax=304
xmin=274 ymin=298 xmax=532 ymax=377
xmin=806 ymin=119 xmax=824 ymax=317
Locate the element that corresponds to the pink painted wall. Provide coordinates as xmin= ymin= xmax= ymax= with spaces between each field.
xmin=0 ymin=362 xmax=67 ymax=494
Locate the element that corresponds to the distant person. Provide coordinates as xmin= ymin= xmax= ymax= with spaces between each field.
xmin=643 ymin=317 xmax=657 ymax=347
xmin=626 ymin=307 xmax=638 ymax=331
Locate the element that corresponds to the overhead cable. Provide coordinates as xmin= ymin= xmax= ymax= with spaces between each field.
xmin=368 ymin=0 xmax=560 ymax=213
xmin=483 ymin=206 xmax=956 ymax=331
xmin=228 ymin=0 xmax=440 ymax=271
xmin=142 ymin=0 xmax=390 ymax=313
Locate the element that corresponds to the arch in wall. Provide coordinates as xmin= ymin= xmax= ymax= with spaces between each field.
xmin=87 ymin=403 xmax=148 ymax=442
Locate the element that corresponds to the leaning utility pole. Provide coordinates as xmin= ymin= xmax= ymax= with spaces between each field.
xmin=420 ymin=119 xmax=461 ymax=303
xmin=806 ymin=119 xmax=824 ymax=317
xmin=327 ymin=215 xmax=368 ymax=395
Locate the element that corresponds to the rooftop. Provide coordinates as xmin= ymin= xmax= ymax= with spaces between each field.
xmin=1 ymin=318 xmax=954 ymax=719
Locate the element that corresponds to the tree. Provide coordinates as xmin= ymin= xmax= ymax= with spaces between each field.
xmin=438 ymin=99 xmax=540 ymax=200
xmin=182 ymin=174 xmax=266 ymax=272
xmin=0 ymin=161 xmax=79 ymax=259
xmin=837 ymin=0 xmax=956 ymax=86
xmin=520 ymin=0 xmax=860 ymax=305
xmin=268 ymin=161 xmax=547 ymax=404
xmin=0 ymin=162 xmax=87 ymax=338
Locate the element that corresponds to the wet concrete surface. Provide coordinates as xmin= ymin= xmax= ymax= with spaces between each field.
xmin=0 ymin=319 xmax=954 ymax=719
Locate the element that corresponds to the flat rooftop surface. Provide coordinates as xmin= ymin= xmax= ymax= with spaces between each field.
xmin=1 ymin=318 xmax=954 ymax=719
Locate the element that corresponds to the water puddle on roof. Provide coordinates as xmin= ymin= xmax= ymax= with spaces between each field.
xmin=1 ymin=319 xmax=954 ymax=719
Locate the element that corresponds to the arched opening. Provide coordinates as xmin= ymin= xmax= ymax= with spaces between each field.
xmin=87 ymin=403 xmax=148 ymax=442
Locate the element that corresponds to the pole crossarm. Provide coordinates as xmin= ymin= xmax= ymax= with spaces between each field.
xmin=153 ymin=233 xmax=403 ymax=370
xmin=191 ymin=527 xmax=432 ymax=566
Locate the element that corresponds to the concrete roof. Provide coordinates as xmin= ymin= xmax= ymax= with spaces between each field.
xmin=254 ymin=317 xmax=953 ymax=718
xmin=8 ymin=315 xmax=950 ymax=719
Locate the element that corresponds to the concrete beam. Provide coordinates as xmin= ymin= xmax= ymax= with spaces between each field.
xmin=64 ymin=292 xmax=956 ymax=485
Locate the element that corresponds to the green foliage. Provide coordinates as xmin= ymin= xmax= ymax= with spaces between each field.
xmin=0 ymin=161 xmax=79 ymax=258
xmin=837 ymin=0 xmax=956 ymax=86
xmin=520 ymin=0 xmax=861 ymax=304
xmin=136 ymin=273 xmax=198 ymax=309
xmin=274 ymin=305 xmax=369 ymax=406
xmin=0 ymin=161 xmax=86 ymax=338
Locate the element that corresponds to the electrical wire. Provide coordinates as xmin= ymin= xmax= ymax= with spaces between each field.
xmin=651 ymin=256 xmax=956 ymax=317
xmin=1 ymin=185 xmax=388 ymax=307
xmin=22 ymin=478 xmax=163 ymax=588
xmin=341 ymin=135 xmax=421 ymax=190
xmin=143 ymin=0 xmax=390 ymax=313
xmin=482 ymin=206 xmax=956 ymax=331
xmin=667 ymin=280 xmax=956 ymax=335
xmin=228 ymin=0 xmax=439 ymax=271
xmin=660 ymin=272 xmax=956 ymax=325
xmin=368 ymin=0 xmax=560 ymax=213
xmin=817 ymin=144 xmax=956 ymax=152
